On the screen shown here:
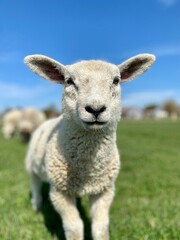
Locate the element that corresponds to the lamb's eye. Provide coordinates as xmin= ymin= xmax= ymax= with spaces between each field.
xmin=66 ymin=77 xmax=74 ymax=85
xmin=113 ymin=76 xmax=120 ymax=86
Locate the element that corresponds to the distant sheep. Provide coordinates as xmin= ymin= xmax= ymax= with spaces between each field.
xmin=18 ymin=107 xmax=46 ymax=142
xmin=2 ymin=108 xmax=46 ymax=142
xmin=25 ymin=54 xmax=155 ymax=240
xmin=2 ymin=109 xmax=22 ymax=139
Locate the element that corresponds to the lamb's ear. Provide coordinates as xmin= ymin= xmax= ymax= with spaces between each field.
xmin=24 ymin=55 xmax=66 ymax=84
xmin=118 ymin=54 xmax=156 ymax=83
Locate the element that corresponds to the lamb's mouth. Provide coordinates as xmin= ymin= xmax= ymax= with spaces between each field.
xmin=83 ymin=121 xmax=108 ymax=126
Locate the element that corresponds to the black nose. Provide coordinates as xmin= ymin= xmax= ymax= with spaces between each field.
xmin=85 ymin=105 xmax=106 ymax=118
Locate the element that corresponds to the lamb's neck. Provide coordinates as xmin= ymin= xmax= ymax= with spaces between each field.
xmin=59 ymin=118 xmax=117 ymax=162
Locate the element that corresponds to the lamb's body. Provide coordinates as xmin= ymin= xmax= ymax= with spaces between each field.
xmin=26 ymin=115 xmax=120 ymax=197
xmin=24 ymin=54 xmax=155 ymax=240
xmin=25 ymin=117 xmax=60 ymax=181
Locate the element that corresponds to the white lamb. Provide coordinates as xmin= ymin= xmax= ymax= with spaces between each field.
xmin=24 ymin=53 xmax=155 ymax=240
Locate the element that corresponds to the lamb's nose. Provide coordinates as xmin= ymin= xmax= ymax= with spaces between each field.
xmin=85 ymin=105 xmax=106 ymax=118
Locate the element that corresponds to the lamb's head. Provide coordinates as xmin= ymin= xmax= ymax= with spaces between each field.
xmin=24 ymin=54 xmax=155 ymax=130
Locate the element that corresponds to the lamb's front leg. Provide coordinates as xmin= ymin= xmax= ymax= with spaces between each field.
xmin=50 ymin=187 xmax=84 ymax=240
xmin=90 ymin=187 xmax=114 ymax=240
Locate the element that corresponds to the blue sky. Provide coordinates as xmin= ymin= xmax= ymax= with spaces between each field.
xmin=0 ymin=0 xmax=180 ymax=112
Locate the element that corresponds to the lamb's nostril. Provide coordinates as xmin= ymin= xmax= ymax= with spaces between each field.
xmin=85 ymin=106 xmax=94 ymax=114
xmin=99 ymin=106 xmax=106 ymax=113
xmin=85 ymin=105 xmax=106 ymax=118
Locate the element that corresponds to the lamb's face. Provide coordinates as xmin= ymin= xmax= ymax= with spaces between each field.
xmin=62 ymin=61 xmax=121 ymax=130
xmin=24 ymin=53 xmax=155 ymax=130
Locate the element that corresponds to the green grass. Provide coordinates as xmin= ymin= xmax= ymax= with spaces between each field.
xmin=0 ymin=120 xmax=180 ymax=239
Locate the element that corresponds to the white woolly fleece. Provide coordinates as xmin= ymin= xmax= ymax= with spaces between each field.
xmin=25 ymin=115 xmax=120 ymax=196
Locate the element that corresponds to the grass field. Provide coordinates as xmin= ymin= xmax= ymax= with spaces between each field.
xmin=0 ymin=120 xmax=180 ymax=240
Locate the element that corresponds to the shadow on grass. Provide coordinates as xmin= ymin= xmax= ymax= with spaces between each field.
xmin=40 ymin=183 xmax=92 ymax=240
